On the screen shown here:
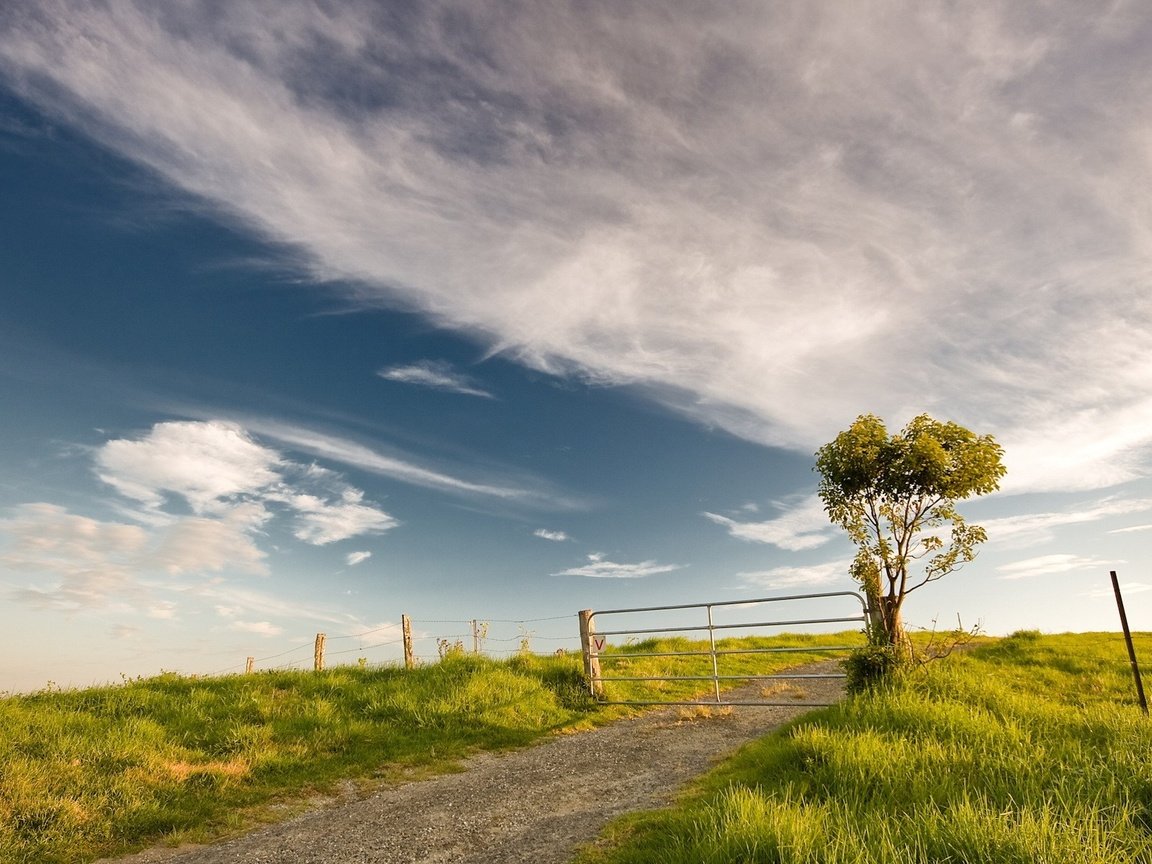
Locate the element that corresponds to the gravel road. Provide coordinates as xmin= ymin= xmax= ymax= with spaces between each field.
xmin=102 ymin=662 xmax=844 ymax=864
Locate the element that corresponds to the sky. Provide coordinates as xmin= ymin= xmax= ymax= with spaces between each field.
xmin=1 ymin=0 xmax=1151 ymax=693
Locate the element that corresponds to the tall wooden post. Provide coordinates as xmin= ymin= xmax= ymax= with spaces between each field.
xmin=402 ymin=614 xmax=414 ymax=670
xmin=244 ymin=656 xmax=254 ymax=675
xmin=578 ymin=609 xmax=603 ymax=697
xmin=1111 ymin=571 xmax=1148 ymax=714
xmin=472 ymin=619 xmax=481 ymax=655
xmin=314 ymin=632 xmax=326 ymax=672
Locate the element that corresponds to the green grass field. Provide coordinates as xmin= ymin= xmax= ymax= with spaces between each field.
xmin=0 ymin=633 xmax=854 ymax=864
xmin=576 ymin=631 xmax=1152 ymax=864
xmin=0 ymin=652 xmax=595 ymax=864
xmin=5 ymin=631 xmax=1148 ymax=863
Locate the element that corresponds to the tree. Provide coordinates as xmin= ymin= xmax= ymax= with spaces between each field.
xmin=815 ymin=414 xmax=1006 ymax=653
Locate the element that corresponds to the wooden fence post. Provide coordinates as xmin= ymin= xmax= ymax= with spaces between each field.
xmin=244 ymin=656 xmax=254 ymax=675
xmin=472 ymin=619 xmax=481 ymax=655
xmin=578 ymin=609 xmax=603 ymax=697
xmin=314 ymin=632 xmax=326 ymax=672
xmin=402 ymin=614 xmax=414 ymax=669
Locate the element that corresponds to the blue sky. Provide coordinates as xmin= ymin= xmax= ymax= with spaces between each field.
xmin=2 ymin=1 xmax=1151 ymax=692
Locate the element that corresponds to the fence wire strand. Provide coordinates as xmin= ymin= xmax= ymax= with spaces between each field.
xmin=218 ymin=611 xmax=581 ymax=678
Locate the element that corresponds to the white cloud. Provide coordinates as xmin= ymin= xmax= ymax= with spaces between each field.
xmin=94 ymin=420 xmax=398 ymax=547
xmin=0 ymin=500 xmax=399 ymax=659
xmin=378 ymin=360 xmax=494 ymax=399
xmin=95 ymin=421 xmax=281 ymax=513
xmin=739 ymin=559 xmax=852 ymax=591
xmin=553 ymin=554 xmax=681 ymax=579
xmin=983 ymin=497 xmax=1152 ymax=548
xmin=345 ymin=550 xmax=372 ymax=566
xmin=704 ymin=496 xmax=833 ymax=551
xmin=5 ymin=3 xmax=1152 ymax=490
xmin=151 ymin=516 xmax=269 ymax=575
xmin=147 ymin=601 xmax=178 ymax=620
xmin=230 ymin=620 xmax=283 ymax=637
xmin=0 ymin=503 xmax=267 ymax=611
xmin=0 ymin=417 xmax=412 ymax=615
xmin=288 ymin=492 xmax=397 ymax=545
xmin=1108 ymin=524 xmax=1152 ymax=535
xmin=533 ymin=528 xmax=569 ymax=542
xmin=997 ymin=554 xmax=1115 ymax=581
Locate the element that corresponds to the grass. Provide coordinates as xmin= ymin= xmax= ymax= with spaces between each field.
xmin=9 ymin=630 xmax=1132 ymax=863
xmin=0 ymin=631 xmax=854 ymax=863
xmin=0 ymin=652 xmax=594 ymax=864
xmin=575 ymin=630 xmax=1152 ymax=864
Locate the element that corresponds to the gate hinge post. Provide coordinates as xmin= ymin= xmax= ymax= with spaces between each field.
xmin=578 ymin=609 xmax=603 ymax=698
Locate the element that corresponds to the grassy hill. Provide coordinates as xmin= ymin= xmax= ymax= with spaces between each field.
xmin=0 ymin=636 xmax=846 ymax=863
xmin=576 ymin=631 xmax=1152 ymax=864
xmin=0 ymin=653 xmax=594 ymax=863
xmin=5 ymin=631 xmax=1148 ymax=863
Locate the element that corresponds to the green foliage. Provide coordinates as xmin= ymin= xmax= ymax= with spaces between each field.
xmin=0 ymin=654 xmax=594 ymax=864
xmin=815 ymin=414 xmax=1005 ymax=647
xmin=576 ymin=631 xmax=1152 ymax=864
xmin=843 ymin=643 xmax=904 ymax=694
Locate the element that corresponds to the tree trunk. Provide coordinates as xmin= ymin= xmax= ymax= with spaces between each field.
xmin=881 ymin=598 xmax=913 ymax=662
xmin=852 ymin=555 xmax=886 ymax=642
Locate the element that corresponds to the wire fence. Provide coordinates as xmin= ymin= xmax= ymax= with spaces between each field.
xmin=210 ymin=613 xmax=581 ymax=677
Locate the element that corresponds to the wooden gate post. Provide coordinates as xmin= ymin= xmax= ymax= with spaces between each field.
xmin=578 ymin=609 xmax=603 ymax=697
xmin=314 ymin=632 xmax=326 ymax=672
xmin=402 ymin=614 xmax=414 ymax=669
xmin=244 ymin=656 xmax=254 ymax=675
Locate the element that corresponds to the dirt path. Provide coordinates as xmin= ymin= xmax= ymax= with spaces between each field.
xmin=104 ymin=662 xmax=844 ymax=864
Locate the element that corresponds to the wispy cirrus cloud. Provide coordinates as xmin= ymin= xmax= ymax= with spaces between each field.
xmin=196 ymin=584 xmax=361 ymax=628
xmin=533 ymin=528 xmax=569 ymax=542
xmin=982 ymin=497 xmax=1152 ymax=548
xmin=997 ymin=554 xmax=1116 ymax=581
xmin=553 ymin=553 xmax=681 ymax=579
xmin=242 ymin=418 xmax=576 ymax=508
xmin=230 ymin=620 xmax=283 ymax=637
xmin=1081 ymin=581 xmax=1152 ymax=600
xmin=3 ymin=2 xmax=1152 ymax=491
xmin=345 ymin=550 xmax=372 ymax=566
xmin=378 ymin=360 xmax=494 ymax=399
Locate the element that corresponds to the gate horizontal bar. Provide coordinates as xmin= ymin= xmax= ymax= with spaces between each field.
xmin=595 ymin=673 xmax=846 ymax=683
xmin=596 ymin=645 xmax=856 ymax=661
xmin=589 ymin=591 xmax=867 ymax=619
xmin=597 ymin=700 xmax=841 ymax=707
xmin=594 ymin=615 xmax=865 ymax=638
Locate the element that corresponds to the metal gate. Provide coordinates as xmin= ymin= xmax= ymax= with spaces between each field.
xmin=578 ymin=592 xmax=868 ymax=706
